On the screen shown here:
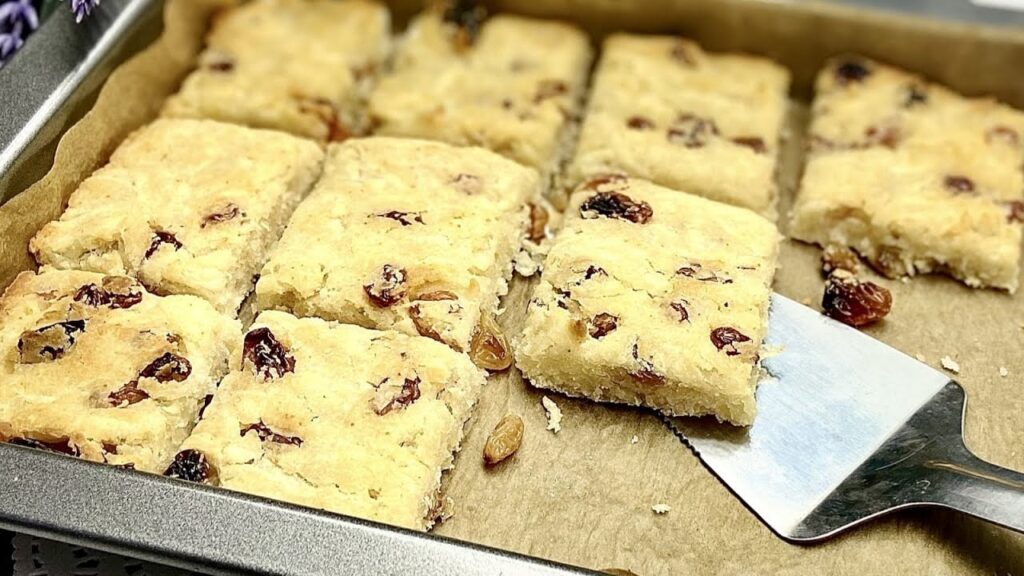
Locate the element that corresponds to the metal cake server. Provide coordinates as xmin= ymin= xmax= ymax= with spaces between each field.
xmin=669 ymin=293 xmax=1024 ymax=542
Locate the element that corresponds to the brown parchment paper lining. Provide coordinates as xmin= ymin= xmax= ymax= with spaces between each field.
xmin=1 ymin=1 xmax=1023 ymax=574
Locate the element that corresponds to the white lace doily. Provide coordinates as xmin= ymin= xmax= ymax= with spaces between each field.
xmin=12 ymin=533 xmax=197 ymax=576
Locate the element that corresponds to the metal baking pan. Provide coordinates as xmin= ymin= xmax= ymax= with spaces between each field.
xmin=1 ymin=1 xmax=1023 ymax=574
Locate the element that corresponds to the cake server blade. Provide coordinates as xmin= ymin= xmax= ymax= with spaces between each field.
xmin=668 ymin=293 xmax=1024 ymax=542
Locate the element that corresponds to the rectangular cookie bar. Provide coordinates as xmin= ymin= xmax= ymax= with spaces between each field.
xmin=256 ymin=137 xmax=541 ymax=358
xmin=30 ymin=118 xmax=324 ymax=314
xmin=790 ymin=57 xmax=1024 ymax=291
xmin=0 ymin=270 xmax=239 ymax=473
xmin=163 ymin=0 xmax=391 ymax=141
xmin=515 ymin=175 xmax=780 ymax=425
xmin=568 ymin=35 xmax=790 ymax=217
xmin=168 ymin=310 xmax=485 ymax=531
xmin=367 ymin=9 xmax=591 ymax=196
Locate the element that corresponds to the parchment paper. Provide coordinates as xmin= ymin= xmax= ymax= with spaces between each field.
xmin=1 ymin=1 xmax=1023 ymax=574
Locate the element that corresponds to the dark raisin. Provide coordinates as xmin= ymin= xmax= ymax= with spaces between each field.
xmin=240 ymin=421 xmax=303 ymax=446
xmin=670 ymin=300 xmax=690 ymax=322
xmin=835 ymin=60 xmax=871 ymax=85
xmin=626 ymin=116 xmax=655 ymax=130
xmin=74 ymin=276 xmax=143 ymax=309
xmin=987 ymin=125 xmax=1021 ymax=146
xmin=667 ymin=114 xmax=719 ymax=148
xmin=710 ymin=327 xmax=752 ymax=356
xmin=865 ymin=124 xmax=901 ymax=148
xmin=242 ymin=327 xmax=296 ymax=380
xmin=205 ymin=54 xmax=235 ymax=72
xmin=7 ymin=437 xmax=80 ymax=457
xmin=670 ymin=41 xmax=696 ymax=65
xmin=164 ymin=449 xmax=217 ymax=484
xmin=822 ymin=275 xmax=892 ymax=327
xmin=676 ymin=263 xmax=732 ymax=284
xmin=821 ymin=245 xmax=862 ymax=276
xmin=197 ymin=394 xmax=215 ymax=422
xmin=904 ymin=84 xmax=928 ymax=107
xmin=372 ymin=376 xmax=422 ymax=415
xmin=580 ymin=192 xmax=653 ymax=224
xmin=452 ymin=173 xmax=482 ymax=194
xmin=944 ymin=175 xmax=975 ymax=194
xmin=18 ymin=320 xmax=86 ymax=364
xmin=677 ymin=265 xmax=699 ymax=278
xmin=554 ymin=287 xmax=572 ymax=310
xmin=470 ymin=315 xmax=511 ymax=371
xmin=201 ymin=203 xmax=242 ymax=228
xmin=582 ymin=265 xmax=606 ymax=281
xmin=145 ymin=231 xmax=183 ymax=259
xmin=579 ymin=173 xmax=629 ymax=193
xmin=1004 ymin=200 xmax=1024 ymax=224
xmin=443 ymin=0 xmax=486 ymax=50
xmin=527 ymin=203 xmax=549 ymax=243
xmin=588 ymin=313 xmax=618 ymax=339
xmin=629 ymin=342 xmax=665 ymax=385
xmin=731 ymin=136 xmax=767 ymax=154
xmin=534 ymin=79 xmax=568 ymax=103
xmin=108 ymin=381 xmax=150 ymax=407
xmin=363 ymin=264 xmax=408 ymax=307
xmin=102 ymin=442 xmax=118 ymax=454
xmin=139 ymin=352 xmax=192 ymax=383
xmin=297 ymin=96 xmax=348 ymax=142
xmin=376 ymin=211 xmax=424 ymax=226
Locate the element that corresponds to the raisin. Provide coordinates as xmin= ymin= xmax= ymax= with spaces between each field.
xmin=452 ymin=173 xmax=482 ymax=194
xmin=626 ymin=116 xmax=655 ymax=130
xmin=483 ymin=414 xmax=524 ymax=466
xmin=864 ymin=124 xmax=901 ymax=148
xmin=835 ymin=60 xmax=871 ymax=85
xmin=18 ymin=320 xmax=86 ymax=364
xmin=297 ymin=96 xmax=348 ymax=142
xmin=363 ymin=264 xmax=408 ymax=307
xmin=74 ymin=276 xmax=143 ymax=309
xmin=197 ymin=394 xmax=215 ymax=421
xmin=904 ymin=84 xmax=928 ymax=107
xmin=139 ymin=352 xmax=192 ymax=383
xmin=1004 ymin=200 xmax=1024 ymax=224
xmin=667 ymin=113 xmax=719 ymax=148
xmin=579 ymin=192 xmax=653 ymax=224
xmin=201 ymin=203 xmax=241 ymax=228
xmin=710 ymin=327 xmax=752 ymax=356
xmin=670 ymin=41 xmax=696 ymax=65
xmin=670 ymin=299 xmax=690 ymax=323
xmin=145 ymin=231 xmax=183 ymax=259
xmin=205 ymin=52 xmax=235 ymax=72
xmin=731 ymin=136 xmax=767 ymax=154
xmin=527 ymin=203 xmax=549 ymax=243
xmin=102 ymin=442 xmax=118 ymax=455
xmin=443 ymin=0 xmax=486 ymax=50
xmin=413 ymin=290 xmax=458 ymax=302
xmin=944 ymin=175 xmax=975 ymax=194
xmin=408 ymin=304 xmax=447 ymax=345
xmin=676 ymin=263 xmax=732 ymax=284
xmin=987 ymin=125 xmax=1020 ymax=146
xmin=7 ymin=437 xmax=80 ymax=457
xmin=242 ymin=327 xmax=296 ymax=380
xmin=372 ymin=376 xmax=422 ymax=415
xmin=628 ymin=343 xmax=665 ymax=386
xmin=470 ymin=314 xmax=511 ymax=371
xmin=240 ymin=421 xmax=303 ymax=446
xmin=588 ymin=313 xmax=618 ymax=339
xmin=579 ymin=173 xmax=629 ymax=193
xmin=108 ymin=381 xmax=150 ymax=407
xmin=534 ymin=79 xmax=568 ymax=103
xmin=582 ymin=265 xmax=606 ymax=281
xmin=554 ymin=287 xmax=572 ymax=310
xmin=821 ymin=245 xmax=862 ymax=276
xmin=822 ymin=275 xmax=892 ymax=327
xmin=164 ymin=449 xmax=217 ymax=484
xmin=376 ymin=211 xmax=424 ymax=226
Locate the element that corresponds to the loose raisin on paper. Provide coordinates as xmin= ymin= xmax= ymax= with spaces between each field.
xmin=483 ymin=414 xmax=524 ymax=466
xmin=242 ymin=327 xmax=296 ymax=380
xmin=164 ymin=449 xmax=217 ymax=484
xmin=579 ymin=192 xmax=653 ymax=224
xmin=822 ymin=275 xmax=892 ymax=328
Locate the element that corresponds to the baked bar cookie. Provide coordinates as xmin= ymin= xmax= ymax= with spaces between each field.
xmin=163 ymin=0 xmax=391 ymax=141
xmin=168 ymin=310 xmax=485 ymax=531
xmin=0 ymin=270 xmax=238 ymax=473
xmin=30 ymin=119 xmax=324 ymax=314
xmin=515 ymin=175 xmax=780 ymax=425
xmin=367 ymin=8 xmax=591 ymax=196
xmin=790 ymin=57 xmax=1024 ymax=291
xmin=568 ymin=35 xmax=790 ymax=217
xmin=256 ymin=137 xmax=540 ymax=358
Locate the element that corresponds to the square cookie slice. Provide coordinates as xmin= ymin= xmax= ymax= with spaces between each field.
xmin=30 ymin=118 xmax=324 ymax=314
xmin=568 ymin=35 xmax=790 ymax=217
xmin=515 ymin=175 xmax=780 ymax=425
xmin=791 ymin=57 xmax=1024 ymax=291
xmin=256 ymin=137 xmax=541 ymax=361
xmin=163 ymin=0 xmax=391 ymax=141
xmin=167 ymin=310 xmax=485 ymax=531
xmin=0 ymin=270 xmax=239 ymax=473
xmin=368 ymin=9 xmax=591 ymax=196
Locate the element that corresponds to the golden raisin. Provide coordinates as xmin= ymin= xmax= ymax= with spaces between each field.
xmin=483 ymin=414 xmax=524 ymax=466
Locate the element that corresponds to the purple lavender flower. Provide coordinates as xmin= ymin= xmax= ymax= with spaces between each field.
xmin=0 ymin=32 xmax=23 ymax=61
xmin=0 ymin=0 xmax=39 ymax=33
xmin=70 ymin=0 xmax=100 ymax=23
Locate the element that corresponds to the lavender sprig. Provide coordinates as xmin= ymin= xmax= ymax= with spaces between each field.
xmin=0 ymin=0 xmax=38 ymax=67
xmin=70 ymin=0 xmax=98 ymax=23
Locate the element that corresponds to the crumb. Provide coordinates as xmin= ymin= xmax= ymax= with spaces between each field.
xmin=513 ymin=249 xmax=541 ymax=277
xmin=541 ymin=396 xmax=562 ymax=433
xmin=652 ymin=503 xmax=671 ymax=514
xmin=630 ymin=435 xmax=639 ymax=445
xmin=940 ymin=355 xmax=960 ymax=374
xmin=1000 ymin=366 xmax=1009 ymax=378
xmin=914 ymin=353 xmax=926 ymax=363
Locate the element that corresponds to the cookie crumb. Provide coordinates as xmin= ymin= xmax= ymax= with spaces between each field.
xmin=652 ymin=503 xmax=671 ymax=514
xmin=940 ymin=355 xmax=960 ymax=374
xmin=630 ymin=435 xmax=639 ymax=444
xmin=541 ymin=396 xmax=562 ymax=433
xmin=999 ymin=366 xmax=1009 ymax=378
xmin=914 ymin=353 xmax=926 ymax=363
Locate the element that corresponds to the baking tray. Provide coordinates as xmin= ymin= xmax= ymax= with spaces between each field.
xmin=1 ymin=0 xmax=1023 ymax=574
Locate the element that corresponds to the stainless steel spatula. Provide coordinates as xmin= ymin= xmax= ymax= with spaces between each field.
xmin=669 ymin=293 xmax=1024 ymax=542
